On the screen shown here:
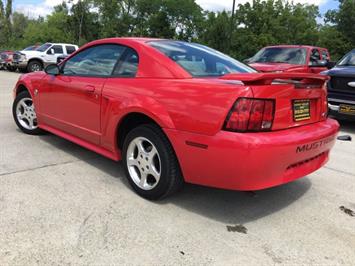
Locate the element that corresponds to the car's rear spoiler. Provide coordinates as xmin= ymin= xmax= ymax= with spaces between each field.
xmin=220 ymin=73 xmax=329 ymax=86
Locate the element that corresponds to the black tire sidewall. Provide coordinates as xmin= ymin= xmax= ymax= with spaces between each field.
xmin=27 ymin=61 xmax=43 ymax=72
xmin=12 ymin=91 xmax=42 ymax=135
xmin=122 ymin=125 xmax=179 ymax=200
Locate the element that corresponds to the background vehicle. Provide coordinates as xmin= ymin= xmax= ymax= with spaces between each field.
xmin=325 ymin=49 xmax=355 ymax=119
xmin=13 ymin=43 xmax=78 ymax=73
xmin=245 ymin=45 xmax=335 ymax=73
xmin=12 ymin=38 xmax=339 ymax=200
xmin=12 ymin=45 xmax=41 ymax=72
xmin=0 ymin=51 xmax=15 ymax=71
xmin=9 ymin=45 xmax=41 ymax=72
xmin=56 ymin=55 xmax=67 ymax=64
xmin=0 ymin=50 xmax=5 ymax=70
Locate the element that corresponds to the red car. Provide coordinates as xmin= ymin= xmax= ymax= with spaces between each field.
xmin=12 ymin=38 xmax=339 ymax=200
xmin=0 ymin=50 xmax=15 ymax=71
xmin=246 ymin=45 xmax=334 ymax=74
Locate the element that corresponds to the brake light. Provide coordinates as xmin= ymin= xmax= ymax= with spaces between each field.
xmin=224 ymin=98 xmax=275 ymax=132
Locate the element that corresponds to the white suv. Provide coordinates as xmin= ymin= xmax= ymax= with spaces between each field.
xmin=13 ymin=43 xmax=79 ymax=72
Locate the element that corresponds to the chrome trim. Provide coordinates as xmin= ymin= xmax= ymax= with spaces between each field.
xmin=328 ymin=103 xmax=339 ymax=111
xmin=328 ymin=98 xmax=355 ymax=105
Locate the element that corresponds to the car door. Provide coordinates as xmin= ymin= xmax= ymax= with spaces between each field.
xmin=39 ymin=44 xmax=127 ymax=145
xmin=44 ymin=45 xmax=65 ymax=64
xmin=309 ymin=48 xmax=325 ymax=74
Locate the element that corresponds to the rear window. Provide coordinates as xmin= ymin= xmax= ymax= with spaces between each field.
xmin=149 ymin=41 xmax=255 ymax=77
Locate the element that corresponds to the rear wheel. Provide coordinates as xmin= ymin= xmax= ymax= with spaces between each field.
xmin=12 ymin=91 xmax=43 ymax=135
xmin=122 ymin=124 xmax=183 ymax=200
xmin=27 ymin=60 xmax=43 ymax=72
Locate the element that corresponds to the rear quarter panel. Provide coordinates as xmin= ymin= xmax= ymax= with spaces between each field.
xmin=100 ymin=78 xmax=253 ymax=152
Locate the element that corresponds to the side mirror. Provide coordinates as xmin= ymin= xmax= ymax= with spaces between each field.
xmin=310 ymin=59 xmax=328 ymax=67
xmin=47 ymin=49 xmax=54 ymax=55
xmin=45 ymin=64 xmax=60 ymax=75
xmin=326 ymin=61 xmax=336 ymax=69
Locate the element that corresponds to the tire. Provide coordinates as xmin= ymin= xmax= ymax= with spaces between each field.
xmin=122 ymin=124 xmax=184 ymax=200
xmin=27 ymin=60 xmax=43 ymax=72
xmin=12 ymin=91 xmax=44 ymax=135
xmin=7 ymin=66 xmax=17 ymax=72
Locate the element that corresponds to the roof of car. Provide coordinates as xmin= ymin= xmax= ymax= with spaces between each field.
xmin=44 ymin=43 xmax=78 ymax=46
xmin=264 ymin=45 xmax=328 ymax=50
xmin=97 ymin=37 xmax=164 ymax=43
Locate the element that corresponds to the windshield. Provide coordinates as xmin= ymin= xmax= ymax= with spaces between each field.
xmin=23 ymin=45 xmax=38 ymax=51
xmin=338 ymin=50 xmax=355 ymax=66
xmin=149 ymin=40 xmax=256 ymax=77
xmin=36 ymin=43 xmax=52 ymax=52
xmin=249 ymin=47 xmax=307 ymax=65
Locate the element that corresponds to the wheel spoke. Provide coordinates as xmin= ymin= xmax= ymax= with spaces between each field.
xmin=135 ymin=139 xmax=145 ymax=153
xmin=149 ymin=167 xmax=160 ymax=183
xmin=21 ymin=101 xmax=29 ymax=109
xmin=28 ymin=117 xmax=35 ymax=128
xmin=148 ymin=146 xmax=158 ymax=160
xmin=139 ymin=173 xmax=148 ymax=187
xmin=127 ymin=157 xmax=138 ymax=167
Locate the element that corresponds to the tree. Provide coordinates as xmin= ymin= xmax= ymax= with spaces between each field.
xmin=322 ymin=0 xmax=355 ymax=59
xmin=328 ymin=0 xmax=355 ymax=44
xmin=69 ymin=0 xmax=99 ymax=45
xmin=0 ymin=0 xmax=12 ymax=46
xmin=200 ymin=11 xmax=231 ymax=54
xmin=0 ymin=1 xmax=5 ymax=45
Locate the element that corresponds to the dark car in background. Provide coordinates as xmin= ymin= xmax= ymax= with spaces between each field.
xmin=325 ymin=49 xmax=355 ymax=119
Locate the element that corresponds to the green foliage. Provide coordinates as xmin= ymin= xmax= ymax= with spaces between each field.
xmin=0 ymin=0 xmax=353 ymax=62
xmin=323 ymin=0 xmax=355 ymax=60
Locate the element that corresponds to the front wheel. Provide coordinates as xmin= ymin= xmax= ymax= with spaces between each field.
xmin=122 ymin=124 xmax=184 ymax=200
xmin=27 ymin=60 xmax=43 ymax=72
xmin=7 ymin=66 xmax=17 ymax=72
xmin=12 ymin=91 xmax=43 ymax=135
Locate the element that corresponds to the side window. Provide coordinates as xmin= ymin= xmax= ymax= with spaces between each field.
xmin=62 ymin=44 xmax=126 ymax=77
xmin=112 ymin=48 xmax=139 ymax=77
xmin=321 ymin=50 xmax=330 ymax=61
xmin=66 ymin=46 xmax=76 ymax=54
xmin=310 ymin=49 xmax=321 ymax=65
xmin=50 ymin=45 xmax=64 ymax=54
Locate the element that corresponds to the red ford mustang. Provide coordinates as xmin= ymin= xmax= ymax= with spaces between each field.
xmin=12 ymin=38 xmax=339 ymax=200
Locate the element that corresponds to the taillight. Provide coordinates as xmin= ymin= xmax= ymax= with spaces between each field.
xmin=224 ymin=98 xmax=275 ymax=132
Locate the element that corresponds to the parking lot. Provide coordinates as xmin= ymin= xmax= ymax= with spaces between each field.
xmin=0 ymin=71 xmax=354 ymax=265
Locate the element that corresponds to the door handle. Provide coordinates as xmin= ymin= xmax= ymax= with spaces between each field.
xmin=84 ymin=85 xmax=95 ymax=93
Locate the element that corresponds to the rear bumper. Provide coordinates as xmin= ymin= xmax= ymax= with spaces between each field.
xmin=328 ymin=92 xmax=355 ymax=118
xmin=165 ymin=119 xmax=339 ymax=191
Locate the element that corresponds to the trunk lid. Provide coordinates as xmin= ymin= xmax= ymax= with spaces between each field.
xmin=221 ymin=73 xmax=329 ymax=130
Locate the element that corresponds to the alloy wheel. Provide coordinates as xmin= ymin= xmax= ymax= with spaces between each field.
xmin=16 ymin=97 xmax=38 ymax=130
xmin=31 ymin=63 xmax=41 ymax=72
xmin=126 ymin=137 xmax=161 ymax=190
